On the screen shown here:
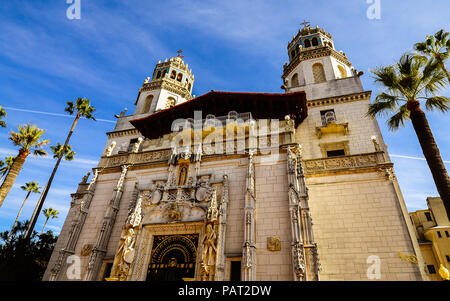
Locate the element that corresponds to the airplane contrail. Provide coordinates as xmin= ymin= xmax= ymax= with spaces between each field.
xmin=390 ymin=154 xmax=450 ymax=164
xmin=3 ymin=106 xmax=116 ymax=123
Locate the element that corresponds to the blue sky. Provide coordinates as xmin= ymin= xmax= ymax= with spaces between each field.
xmin=0 ymin=0 xmax=449 ymax=234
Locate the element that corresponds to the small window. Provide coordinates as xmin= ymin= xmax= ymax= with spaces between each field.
xmin=312 ymin=37 xmax=318 ymax=46
xmin=230 ymin=261 xmax=241 ymax=281
xmin=320 ymin=109 xmax=336 ymax=125
xmin=127 ymin=138 xmax=139 ymax=153
xmin=170 ymin=70 xmax=176 ymax=79
xmin=102 ymin=262 xmax=113 ymax=281
xmin=446 ymin=255 xmax=450 ymax=263
xmin=437 ymin=231 xmax=442 ymax=238
xmin=312 ymin=63 xmax=326 ymax=83
xmin=427 ymin=265 xmax=436 ymax=274
xmin=424 ymin=212 xmax=432 ymax=222
xmin=156 ymin=71 xmax=161 ymax=79
xmin=177 ymin=73 xmax=183 ymax=82
xmin=291 ymin=73 xmax=299 ymax=87
xmin=291 ymin=50 xmax=296 ymax=59
xmin=304 ymin=39 xmax=311 ymax=48
xmin=327 ymin=149 xmax=345 ymax=158
xmin=445 ymin=231 xmax=449 ymax=238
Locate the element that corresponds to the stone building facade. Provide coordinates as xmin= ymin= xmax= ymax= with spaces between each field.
xmin=43 ymin=24 xmax=427 ymax=281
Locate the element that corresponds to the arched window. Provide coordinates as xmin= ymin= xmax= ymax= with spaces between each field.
xmin=177 ymin=73 xmax=183 ymax=82
xmin=291 ymin=73 xmax=299 ymax=87
xmin=304 ymin=39 xmax=311 ymax=48
xmin=291 ymin=50 xmax=296 ymax=59
xmin=162 ymin=70 xmax=167 ymax=78
xmin=312 ymin=63 xmax=326 ymax=83
xmin=156 ymin=71 xmax=161 ymax=79
xmin=188 ymin=83 xmax=192 ymax=91
xmin=338 ymin=65 xmax=347 ymax=78
xmin=165 ymin=97 xmax=176 ymax=109
xmin=312 ymin=37 xmax=318 ymax=47
xmin=141 ymin=95 xmax=153 ymax=114
xmin=170 ymin=70 xmax=176 ymax=79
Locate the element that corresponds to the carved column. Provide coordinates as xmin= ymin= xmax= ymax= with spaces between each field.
xmin=286 ymin=145 xmax=320 ymax=281
xmin=242 ymin=150 xmax=256 ymax=281
xmin=85 ymin=165 xmax=130 ymax=281
xmin=49 ymin=169 xmax=100 ymax=281
xmin=109 ymin=186 xmax=143 ymax=281
xmin=214 ymin=175 xmax=229 ymax=280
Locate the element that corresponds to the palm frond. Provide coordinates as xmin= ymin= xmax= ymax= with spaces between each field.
xmin=424 ymin=96 xmax=450 ymax=112
xmin=387 ymin=104 xmax=410 ymax=131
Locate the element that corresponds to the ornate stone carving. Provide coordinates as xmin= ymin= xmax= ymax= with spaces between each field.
xmin=267 ymin=236 xmax=281 ymax=252
xmin=166 ymin=203 xmax=183 ymax=221
xmin=81 ymin=172 xmax=90 ymax=184
xmin=200 ymin=223 xmax=218 ymax=281
xmin=106 ymin=141 xmax=116 ymax=157
xmin=292 ymin=242 xmax=306 ymax=280
xmin=304 ymin=152 xmax=387 ymax=175
xmin=81 ymin=244 xmax=93 ymax=256
xmin=132 ymin=137 xmax=144 ymax=153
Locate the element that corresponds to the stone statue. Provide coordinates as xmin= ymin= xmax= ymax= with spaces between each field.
xmin=81 ymin=172 xmax=91 ymax=184
xmin=202 ymin=223 xmax=217 ymax=267
xmin=106 ymin=141 xmax=116 ymax=157
xmin=132 ymin=137 xmax=144 ymax=153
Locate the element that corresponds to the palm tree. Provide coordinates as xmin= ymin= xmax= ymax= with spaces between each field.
xmin=25 ymin=98 xmax=95 ymax=238
xmin=0 ymin=156 xmax=15 ymax=185
xmin=0 ymin=105 xmax=6 ymax=128
xmin=414 ymin=29 xmax=450 ymax=82
xmin=368 ymin=53 xmax=450 ymax=218
xmin=41 ymin=207 xmax=59 ymax=234
xmin=0 ymin=124 xmax=49 ymax=207
xmin=8 ymin=182 xmax=41 ymax=240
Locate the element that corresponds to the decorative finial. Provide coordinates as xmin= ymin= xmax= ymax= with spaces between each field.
xmin=177 ymin=49 xmax=184 ymax=58
xmin=300 ymin=20 xmax=310 ymax=28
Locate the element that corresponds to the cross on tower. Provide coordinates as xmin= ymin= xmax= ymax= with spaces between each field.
xmin=300 ymin=20 xmax=310 ymax=28
xmin=177 ymin=49 xmax=184 ymax=58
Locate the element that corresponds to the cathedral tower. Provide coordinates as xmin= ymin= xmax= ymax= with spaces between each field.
xmin=288 ymin=23 xmax=428 ymax=280
xmin=134 ymin=51 xmax=194 ymax=116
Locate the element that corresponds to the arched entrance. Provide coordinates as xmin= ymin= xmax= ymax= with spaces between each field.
xmin=146 ymin=234 xmax=199 ymax=281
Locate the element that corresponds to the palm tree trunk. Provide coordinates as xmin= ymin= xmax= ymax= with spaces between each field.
xmin=0 ymin=169 xmax=8 ymax=186
xmin=407 ymin=100 xmax=450 ymax=219
xmin=41 ymin=217 xmax=49 ymax=234
xmin=0 ymin=149 xmax=29 ymax=207
xmin=25 ymin=114 xmax=80 ymax=238
xmin=8 ymin=191 xmax=31 ymax=240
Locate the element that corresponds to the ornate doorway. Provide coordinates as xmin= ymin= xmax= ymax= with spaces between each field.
xmin=146 ymin=234 xmax=199 ymax=281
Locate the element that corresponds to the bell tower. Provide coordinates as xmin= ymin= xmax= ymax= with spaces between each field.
xmin=134 ymin=50 xmax=195 ymax=116
xmin=282 ymin=23 xmax=363 ymax=100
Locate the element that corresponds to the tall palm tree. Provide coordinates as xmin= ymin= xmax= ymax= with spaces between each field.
xmin=8 ymin=181 xmax=41 ymax=240
xmin=25 ymin=98 xmax=95 ymax=238
xmin=414 ymin=29 xmax=450 ymax=83
xmin=0 ymin=156 xmax=15 ymax=185
xmin=0 ymin=124 xmax=49 ymax=207
xmin=368 ymin=53 xmax=450 ymax=218
xmin=0 ymin=105 xmax=6 ymax=128
xmin=41 ymin=207 xmax=59 ymax=234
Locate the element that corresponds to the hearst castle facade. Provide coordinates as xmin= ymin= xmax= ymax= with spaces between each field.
xmin=44 ymin=24 xmax=428 ymax=281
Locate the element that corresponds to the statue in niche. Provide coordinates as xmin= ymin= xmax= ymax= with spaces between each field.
xmin=113 ymin=227 xmax=137 ymax=280
xmin=201 ymin=223 xmax=217 ymax=274
xmin=177 ymin=165 xmax=188 ymax=186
